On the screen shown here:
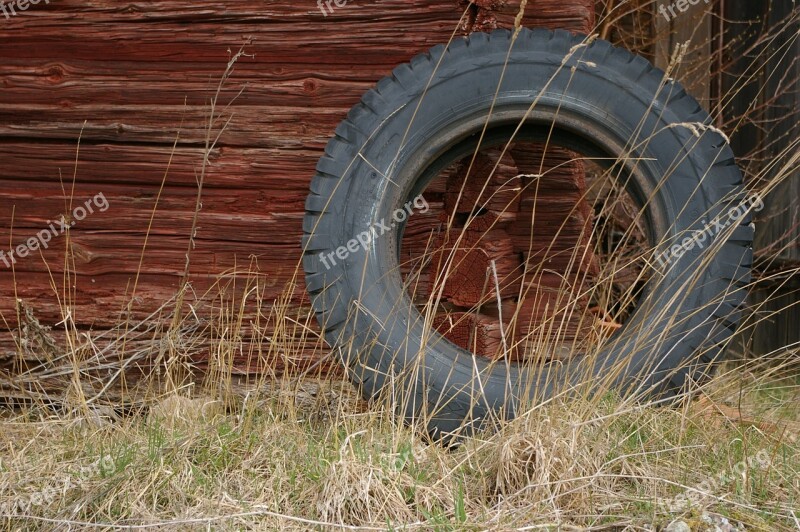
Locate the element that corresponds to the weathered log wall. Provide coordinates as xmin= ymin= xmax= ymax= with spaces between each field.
xmin=0 ymin=0 xmax=594 ymax=379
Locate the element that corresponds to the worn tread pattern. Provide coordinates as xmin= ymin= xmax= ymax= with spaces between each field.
xmin=302 ymin=29 xmax=752 ymax=439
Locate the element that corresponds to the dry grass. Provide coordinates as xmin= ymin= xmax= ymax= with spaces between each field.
xmin=0 ymin=363 xmax=796 ymax=530
xmin=1 ymin=4 xmax=799 ymax=531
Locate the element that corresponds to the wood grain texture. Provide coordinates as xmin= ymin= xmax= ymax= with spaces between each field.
xmin=0 ymin=0 xmax=595 ymax=381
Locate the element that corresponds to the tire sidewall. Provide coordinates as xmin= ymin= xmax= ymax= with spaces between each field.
xmin=313 ymin=31 xmax=746 ymax=431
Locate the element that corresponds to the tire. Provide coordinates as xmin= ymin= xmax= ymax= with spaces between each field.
xmin=302 ymin=28 xmax=753 ymax=439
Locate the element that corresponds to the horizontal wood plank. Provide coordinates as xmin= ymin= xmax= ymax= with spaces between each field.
xmin=0 ymin=0 xmax=596 ymax=378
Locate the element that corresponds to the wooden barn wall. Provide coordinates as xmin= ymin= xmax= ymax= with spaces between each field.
xmin=721 ymin=0 xmax=800 ymax=357
xmin=0 ymin=1 xmax=595 ymax=380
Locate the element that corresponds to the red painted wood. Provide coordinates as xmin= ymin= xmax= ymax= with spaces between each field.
xmin=0 ymin=0 xmax=595 ymax=380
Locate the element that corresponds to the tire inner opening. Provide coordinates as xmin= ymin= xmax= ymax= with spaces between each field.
xmin=398 ymin=133 xmax=654 ymax=363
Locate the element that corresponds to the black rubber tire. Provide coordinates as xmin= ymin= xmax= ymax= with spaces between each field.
xmin=302 ymin=28 xmax=753 ymax=439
